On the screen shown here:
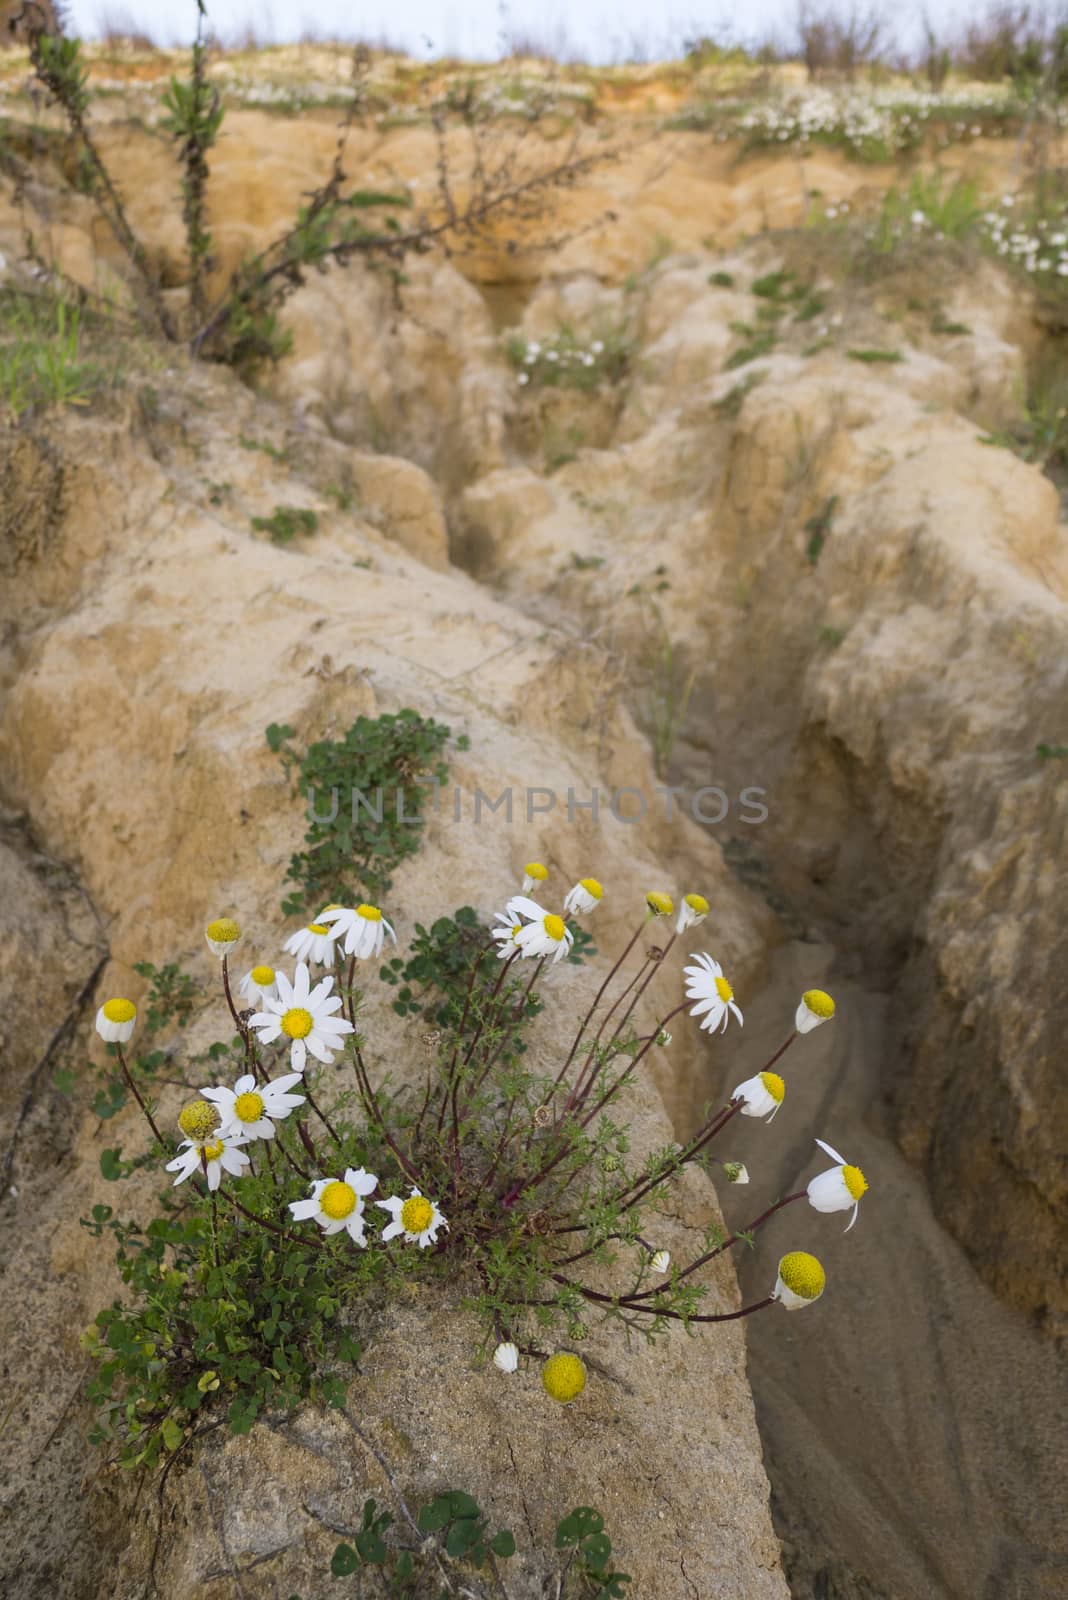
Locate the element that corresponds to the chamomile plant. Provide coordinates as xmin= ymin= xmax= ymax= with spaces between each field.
xmin=82 ymin=856 xmax=866 ymax=1468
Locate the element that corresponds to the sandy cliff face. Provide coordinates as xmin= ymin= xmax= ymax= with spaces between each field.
xmin=0 ymin=367 xmax=785 ymax=1598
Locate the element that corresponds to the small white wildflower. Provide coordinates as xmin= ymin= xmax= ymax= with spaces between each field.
xmin=683 ymin=952 xmax=743 ymax=1034
xmin=289 ymin=1168 xmax=379 ymax=1244
xmin=248 ymin=962 xmax=354 ymax=1072
xmin=795 ymin=988 xmax=836 ymax=1033
xmin=563 ymin=877 xmax=603 ymax=915
xmin=95 ymin=998 xmax=137 ymax=1043
xmin=166 ymin=1134 xmax=250 ymax=1191
xmin=675 ymin=892 xmax=709 ymax=933
xmin=730 ymin=1070 xmax=785 ymax=1121
xmin=377 ymin=1187 xmax=448 ymax=1248
xmin=807 ymin=1138 xmax=869 ymax=1231
xmin=205 ymin=917 xmax=241 ymax=958
xmin=494 ymin=1341 xmax=519 ymax=1373
xmin=772 ymin=1251 xmax=826 ymax=1310
xmin=722 ymin=1161 xmax=749 ymax=1183
xmin=283 ymin=921 xmax=341 ymax=966
xmin=521 ymin=861 xmax=549 ymax=893
xmin=202 ymin=1072 xmax=305 ymax=1142
xmin=238 ymin=964 xmax=277 ymax=1005
xmin=650 ymin=1249 xmax=671 ymax=1274
xmin=319 ymin=903 xmax=396 ymax=961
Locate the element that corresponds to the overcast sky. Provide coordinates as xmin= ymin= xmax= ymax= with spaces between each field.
xmin=66 ymin=0 xmax=981 ymax=62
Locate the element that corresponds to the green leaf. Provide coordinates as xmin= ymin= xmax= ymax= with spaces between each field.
xmin=330 ymin=1543 xmax=359 ymax=1576
xmin=100 ymin=1148 xmax=125 ymax=1181
xmin=161 ymin=1417 xmax=184 ymax=1452
xmin=266 ymin=722 xmax=295 ymax=752
xmin=490 ymin=1529 xmax=516 ymax=1558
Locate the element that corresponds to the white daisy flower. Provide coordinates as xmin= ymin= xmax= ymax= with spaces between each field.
xmin=288 ymin=1167 xmax=379 ymax=1244
xmin=205 ymin=917 xmax=241 ymax=958
xmin=248 ymin=962 xmax=354 ymax=1071
xmin=806 ymin=1137 xmax=869 ymax=1231
xmin=684 ymin=952 xmax=743 ymax=1033
xmin=563 ymin=877 xmax=603 ymax=915
xmin=202 ymin=1072 xmax=305 ymax=1142
xmin=166 ymin=1134 xmax=250 ymax=1191
xmin=238 ymin=964 xmax=277 ymax=1005
xmin=795 ymin=988 xmax=835 ymax=1033
xmin=731 ymin=1070 xmax=785 ymax=1121
xmin=772 ymin=1250 xmax=826 ymax=1310
xmin=283 ymin=921 xmax=341 ymax=966
xmin=722 ymin=1161 xmax=750 ymax=1183
xmin=96 ymin=998 xmax=137 ymax=1043
xmin=675 ymin=892 xmax=709 ymax=933
xmin=492 ymin=907 xmax=526 ymax=958
xmin=493 ymin=1341 xmax=519 ymax=1373
xmin=507 ymin=896 xmax=573 ymax=963
xmin=377 ymin=1186 xmax=448 ymax=1248
xmin=319 ymin=903 xmax=396 ymax=961
xmin=521 ymin=861 xmax=549 ymax=893
xmin=650 ymin=1249 xmax=671 ymax=1274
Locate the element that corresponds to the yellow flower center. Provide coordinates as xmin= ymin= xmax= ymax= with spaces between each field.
xmin=685 ymin=892 xmax=709 ymax=914
xmin=281 ymin=1007 xmax=314 ymax=1039
xmin=356 ymin=904 xmax=382 ymax=922
xmin=579 ymin=877 xmax=603 ymax=898
xmin=234 ymin=1091 xmax=265 ymax=1124
xmin=778 ymin=1251 xmax=826 ymax=1300
xmin=646 ymin=891 xmax=673 ymax=916
xmin=759 ymin=1071 xmax=786 ymax=1103
xmin=207 ymin=918 xmax=240 ymax=943
xmin=201 ymin=1140 xmax=225 ymax=1163
xmin=803 ymin=988 xmax=836 ymax=1019
xmin=320 ymin=1180 xmax=357 ymax=1219
xmin=400 ymin=1195 xmax=434 ymax=1234
xmin=542 ymin=1352 xmax=587 ymax=1403
xmin=102 ymin=998 xmax=136 ymax=1023
xmin=178 ymin=1100 xmax=220 ymax=1140
xmin=543 ymin=913 xmax=566 ymax=942
xmin=307 ymin=922 xmax=329 ymax=936
xmin=714 ymin=976 xmax=733 ymax=1002
xmin=842 ymin=1164 xmax=868 ymax=1200
xmin=251 ymin=965 xmax=275 ymax=986
xmin=524 ymin=862 xmax=548 ymax=880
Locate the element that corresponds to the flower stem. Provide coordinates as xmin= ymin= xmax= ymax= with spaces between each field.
xmin=618 ymin=1192 xmax=807 ymax=1303
xmin=115 ymin=1042 xmax=168 ymax=1149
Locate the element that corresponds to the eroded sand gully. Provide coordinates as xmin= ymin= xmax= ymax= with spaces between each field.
xmin=0 ymin=45 xmax=1065 ymax=1599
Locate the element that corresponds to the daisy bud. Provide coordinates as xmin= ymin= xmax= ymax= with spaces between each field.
xmin=205 ymin=917 xmax=241 ymax=957
xmin=541 ymin=1352 xmax=587 ymax=1403
xmin=646 ymin=891 xmax=674 ymax=917
xmin=563 ymin=876 xmax=603 ymax=915
xmin=567 ymin=1321 xmax=589 ymax=1341
xmin=656 ymin=1030 xmax=672 ymax=1047
xmin=796 ymin=989 xmax=835 ymax=1033
xmin=178 ymin=1099 xmax=221 ymax=1141
xmin=675 ymin=892 xmax=709 ymax=933
xmin=650 ymin=1249 xmax=671 ymax=1273
xmin=522 ymin=861 xmax=549 ymax=892
xmin=493 ymin=1341 xmax=519 ymax=1373
xmin=722 ymin=1161 xmax=749 ymax=1184
xmin=773 ymin=1250 xmax=826 ymax=1310
xmin=95 ymin=998 xmax=137 ymax=1043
